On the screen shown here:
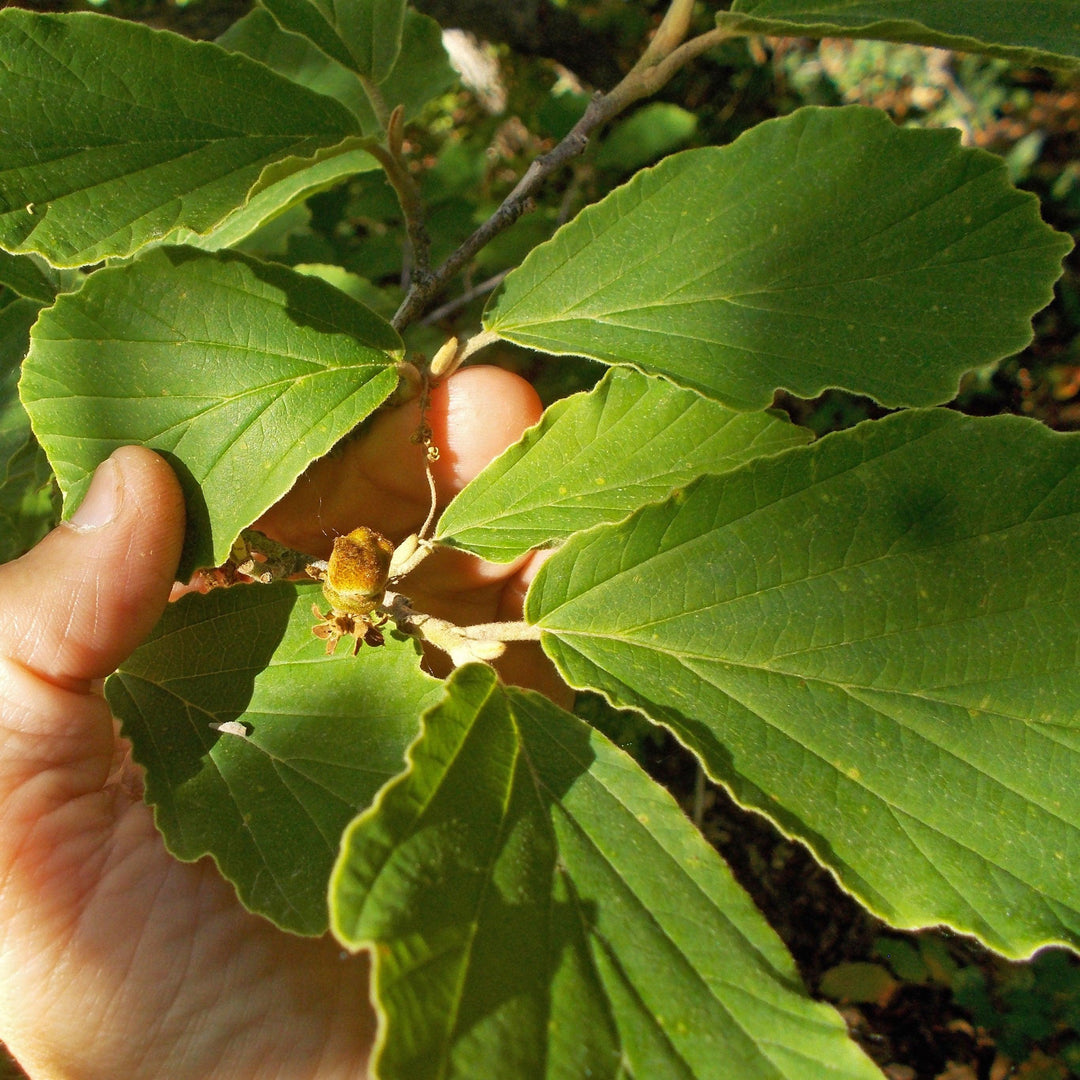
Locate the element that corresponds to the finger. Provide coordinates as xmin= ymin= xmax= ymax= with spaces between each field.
xmin=394 ymin=364 xmax=545 ymax=602
xmin=258 ymin=364 xmax=543 ymax=557
xmin=428 ymin=364 xmax=545 ymax=496
xmin=0 ymin=446 xmax=184 ymax=796
xmin=0 ymin=446 xmax=185 ymax=685
xmin=255 ymin=365 xmax=567 ymax=697
xmin=375 ymin=365 xmax=546 ymax=607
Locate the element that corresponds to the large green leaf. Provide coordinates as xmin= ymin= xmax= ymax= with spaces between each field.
xmin=332 ymin=663 xmax=880 ymax=1080
xmin=0 ymin=299 xmax=55 ymax=563
xmin=526 ymin=408 xmax=1080 ymax=958
xmin=196 ymin=5 xmax=453 ymax=251
xmin=261 ymin=0 xmax=407 ymax=83
xmin=219 ymin=6 xmax=373 ymax=126
xmin=0 ymin=9 xmax=361 ymax=266
xmin=721 ymin=1 xmax=1080 ymax=70
xmin=20 ymin=247 xmax=402 ymax=577
xmin=219 ymin=6 xmax=455 ymax=132
xmin=436 ymin=368 xmax=810 ymax=562
xmin=485 ymin=106 xmax=1071 ymax=411
xmin=376 ymin=8 xmax=458 ymax=119
xmin=106 ymin=581 xmax=440 ymax=935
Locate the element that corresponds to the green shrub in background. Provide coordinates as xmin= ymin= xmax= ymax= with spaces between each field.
xmin=1 ymin=2 xmax=1079 ymax=1076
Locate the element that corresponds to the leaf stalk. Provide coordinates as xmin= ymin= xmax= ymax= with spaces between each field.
xmin=383 ymin=590 xmax=541 ymax=667
xmin=367 ymin=137 xmax=433 ymax=287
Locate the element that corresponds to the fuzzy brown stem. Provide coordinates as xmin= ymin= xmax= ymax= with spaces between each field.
xmin=367 ymin=143 xmax=433 ymax=285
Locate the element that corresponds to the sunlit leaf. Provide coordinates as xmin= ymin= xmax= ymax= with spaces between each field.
xmin=528 ymin=408 xmax=1080 ymax=957
xmin=485 ymin=106 xmax=1071 ymax=410
xmin=722 ymin=0 xmax=1080 ymax=70
xmin=0 ymin=9 xmax=361 ymax=266
xmin=20 ymin=247 xmax=402 ymax=577
xmin=332 ymin=664 xmax=880 ymax=1079
xmin=436 ymin=368 xmax=810 ymax=562
xmin=107 ymin=581 xmax=440 ymax=935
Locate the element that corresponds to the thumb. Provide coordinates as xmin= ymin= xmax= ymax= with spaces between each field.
xmin=0 ymin=445 xmax=183 ymax=814
xmin=0 ymin=445 xmax=185 ymax=688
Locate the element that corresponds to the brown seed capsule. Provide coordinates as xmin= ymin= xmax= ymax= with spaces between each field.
xmin=321 ymin=526 xmax=395 ymax=616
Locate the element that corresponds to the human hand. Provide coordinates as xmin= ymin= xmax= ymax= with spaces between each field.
xmin=256 ymin=363 xmax=567 ymax=699
xmin=0 ymin=366 xmax=558 ymax=1079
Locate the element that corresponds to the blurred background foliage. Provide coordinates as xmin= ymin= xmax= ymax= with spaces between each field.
xmin=2 ymin=2 xmax=1079 ymax=1077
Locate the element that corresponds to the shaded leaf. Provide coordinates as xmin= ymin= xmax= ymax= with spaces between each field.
xmin=0 ymin=250 xmax=60 ymax=305
xmin=106 ymin=581 xmax=440 ymax=934
xmin=202 ymin=6 xmax=453 ymax=250
xmin=219 ymin=6 xmax=374 ymax=126
xmin=485 ymin=106 xmax=1071 ymax=411
xmin=818 ymin=963 xmax=899 ymax=1007
xmin=332 ymin=663 xmax=880 ymax=1080
xmin=436 ymin=368 xmax=810 ymax=562
xmin=376 ymin=8 xmax=457 ymax=120
xmin=0 ymin=9 xmax=361 ymax=266
xmin=595 ymin=102 xmax=698 ymax=173
xmin=171 ymin=147 xmax=379 ymax=253
xmin=261 ymin=0 xmax=406 ymax=83
xmin=234 ymin=203 xmax=313 ymax=261
xmin=527 ymin=408 xmax=1080 ymax=958
xmin=293 ymin=264 xmax=399 ymax=318
xmin=219 ymin=6 xmax=455 ymax=135
xmin=0 ymin=299 xmax=55 ymax=562
xmin=722 ymin=1 xmax=1080 ymax=70
xmin=20 ymin=247 xmax=401 ymax=578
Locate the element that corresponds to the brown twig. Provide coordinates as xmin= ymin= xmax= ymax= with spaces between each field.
xmin=390 ymin=19 xmax=733 ymax=331
xmin=421 ymin=270 xmax=509 ymax=325
xmin=366 ymin=138 xmax=433 ymax=287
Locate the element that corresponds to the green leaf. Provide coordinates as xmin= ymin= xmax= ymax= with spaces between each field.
xmin=0 ymin=250 xmax=60 ymax=305
xmin=436 ymin=368 xmax=810 ymax=562
xmin=20 ymin=247 xmax=402 ymax=578
xmin=0 ymin=9 xmax=361 ymax=266
xmin=722 ymin=0 xmax=1080 ymax=70
xmin=106 ymin=581 xmax=440 ymax=935
xmin=527 ymin=408 xmax=1080 ymax=958
xmin=332 ymin=664 xmax=880 ymax=1080
xmin=219 ymin=6 xmax=455 ymax=135
xmin=485 ymin=106 xmax=1071 ymax=411
xmin=219 ymin=6 xmax=374 ymax=126
xmin=595 ymin=102 xmax=698 ymax=173
xmin=377 ymin=7 xmax=457 ymax=119
xmin=171 ymin=147 xmax=379 ymax=253
xmin=0 ymin=299 xmax=56 ymax=562
xmin=261 ymin=0 xmax=407 ymax=83
xmin=294 ymin=264 xmax=399 ymax=318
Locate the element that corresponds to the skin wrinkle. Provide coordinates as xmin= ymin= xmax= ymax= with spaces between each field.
xmin=0 ymin=666 xmax=117 ymax=821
